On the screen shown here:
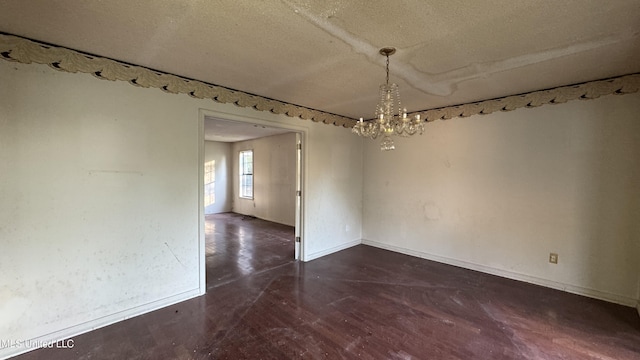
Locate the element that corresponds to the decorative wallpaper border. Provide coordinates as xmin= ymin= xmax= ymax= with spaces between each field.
xmin=1 ymin=33 xmax=638 ymax=128
xmin=0 ymin=33 xmax=355 ymax=127
xmin=414 ymin=73 xmax=640 ymax=122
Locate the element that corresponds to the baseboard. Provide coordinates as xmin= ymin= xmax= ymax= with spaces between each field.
xmin=304 ymin=239 xmax=361 ymax=262
xmin=362 ymin=239 xmax=637 ymax=308
xmin=1 ymin=288 xmax=202 ymax=360
xmin=230 ymin=211 xmax=295 ymax=227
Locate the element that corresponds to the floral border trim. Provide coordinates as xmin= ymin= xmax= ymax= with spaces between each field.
xmin=0 ymin=33 xmax=356 ymax=128
xmin=1 ymin=33 xmax=638 ymax=128
xmin=414 ymin=73 xmax=640 ymax=122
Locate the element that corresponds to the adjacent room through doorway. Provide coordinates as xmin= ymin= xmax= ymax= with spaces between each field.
xmin=202 ymin=116 xmax=303 ymax=289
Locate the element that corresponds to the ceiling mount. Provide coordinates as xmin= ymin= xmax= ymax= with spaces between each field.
xmin=379 ymin=47 xmax=396 ymax=57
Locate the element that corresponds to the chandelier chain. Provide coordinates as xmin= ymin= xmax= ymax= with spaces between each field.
xmin=385 ymin=55 xmax=390 ymax=86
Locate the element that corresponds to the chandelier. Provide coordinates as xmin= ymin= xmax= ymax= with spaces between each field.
xmin=352 ymin=47 xmax=424 ymax=151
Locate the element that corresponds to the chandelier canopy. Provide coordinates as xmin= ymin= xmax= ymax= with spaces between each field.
xmin=352 ymin=47 xmax=425 ymax=151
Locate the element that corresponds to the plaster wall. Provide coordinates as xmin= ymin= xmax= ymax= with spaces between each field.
xmin=231 ymin=133 xmax=297 ymax=226
xmin=363 ymin=92 xmax=640 ymax=306
xmin=0 ymin=60 xmax=363 ymax=359
xmin=204 ymin=141 xmax=232 ymax=214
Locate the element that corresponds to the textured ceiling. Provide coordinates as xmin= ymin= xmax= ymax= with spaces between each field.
xmin=204 ymin=116 xmax=293 ymax=142
xmin=0 ymin=0 xmax=639 ymax=120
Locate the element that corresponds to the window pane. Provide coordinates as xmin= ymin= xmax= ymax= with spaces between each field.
xmin=239 ymin=150 xmax=253 ymax=198
xmin=204 ymin=160 xmax=215 ymax=205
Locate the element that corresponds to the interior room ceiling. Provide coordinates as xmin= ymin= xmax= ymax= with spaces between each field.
xmin=0 ymin=0 xmax=638 ymax=120
xmin=204 ymin=117 xmax=293 ymax=142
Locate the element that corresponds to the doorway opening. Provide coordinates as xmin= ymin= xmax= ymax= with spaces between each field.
xmin=198 ymin=111 xmax=305 ymax=291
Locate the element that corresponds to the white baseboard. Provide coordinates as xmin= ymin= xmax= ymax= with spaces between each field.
xmin=1 ymin=288 xmax=202 ymax=360
xmin=230 ymin=211 xmax=295 ymax=228
xmin=362 ymin=239 xmax=638 ymax=308
xmin=304 ymin=239 xmax=361 ymax=262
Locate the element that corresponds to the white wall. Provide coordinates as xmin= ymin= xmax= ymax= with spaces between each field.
xmin=231 ymin=133 xmax=297 ymax=226
xmin=0 ymin=62 xmax=202 ymax=359
xmin=362 ymin=92 xmax=640 ymax=307
xmin=304 ymin=124 xmax=364 ymax=259
xmin=0 ymin=60 xmax=363 ymax=359
xmin=204 ymin=141 xmax=232 ymax=214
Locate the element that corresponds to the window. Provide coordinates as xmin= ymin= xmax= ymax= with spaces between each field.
xmin=204 ymin=160 xmax=215 ymax=206
xmin=239 ymin=150 xmax=253 ymax=199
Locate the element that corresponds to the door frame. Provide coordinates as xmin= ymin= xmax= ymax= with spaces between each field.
xmin=197 ymin=108 xmax=308 ymax=294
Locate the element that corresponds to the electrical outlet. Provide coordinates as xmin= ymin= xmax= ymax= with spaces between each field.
xmin=549 ymin=253 xmax=558 ymax=264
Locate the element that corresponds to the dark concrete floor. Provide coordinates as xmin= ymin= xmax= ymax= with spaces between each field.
xmin=15 ymin=213 xmax=640 ymax=359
